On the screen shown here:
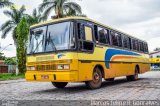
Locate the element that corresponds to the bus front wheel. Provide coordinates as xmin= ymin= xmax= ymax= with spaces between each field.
xmin=51 ymin=82 xmax=68 ymax=88
xmin=126 ymin=67 xmax=139 ymax=81
xmin=85 ymin=67 xmax=102 ymax=89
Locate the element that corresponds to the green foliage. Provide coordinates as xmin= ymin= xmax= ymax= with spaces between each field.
xmin=4 ymin=57 xmax=16 ymax=65
xmin=0 ymin=0 xmax=13 ymax=8
xmin=154 ymin=48 xmax=160 ymax=51
xmin=16 ymin=17 xmax=29 ymax=73
xmin=0 ymin=73 xmax=24 ymax=81
xmin=0 ymin=52 xmax=5 ymax=60
xmin=26 ymin=8 xmax=45 ymax=26
xmin=39 ymin=0 xmax=83 ymax=19
xmin=0 ymin=5 xmax=26 ymax=44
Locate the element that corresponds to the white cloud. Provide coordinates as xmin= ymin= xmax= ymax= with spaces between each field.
xmin=0 ymin=0 xmax=160 ymax=57
xmin=78 ymin=0 xmax=160 ymax=51
xmin=0 ymin=0 xmax=42 ymax=57
xmin=120 ymin=17 xmax=160 ymax=39
xmin=148 ymin=37 xmax=160 ymax=52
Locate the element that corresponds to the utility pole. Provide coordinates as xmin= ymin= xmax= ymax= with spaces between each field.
xmin=0 ymin=44 xmax=12 ymax=53
xmin=0 ymin=43 xmax=1 ymax=49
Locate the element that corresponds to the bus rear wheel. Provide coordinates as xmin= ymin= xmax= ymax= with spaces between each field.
xmin=127 ymin=67 xmax=139 ymax=81
xmin=85 ymin=67 xmax=102 ymax=89
xmin=51 ymin=82 xmax=68 ymax=88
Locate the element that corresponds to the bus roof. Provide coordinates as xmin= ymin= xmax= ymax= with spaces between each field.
xmin=149 ymin=51 xmax=160 ymax=55
xmin=31 ymin=16 xmax=146 ymax=42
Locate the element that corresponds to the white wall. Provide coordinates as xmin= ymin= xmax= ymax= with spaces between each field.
xmin=150 ymin=52 xmax=160 ymax=58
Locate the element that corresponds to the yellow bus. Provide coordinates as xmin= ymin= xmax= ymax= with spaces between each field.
xmin=149 ymin=51 xmax=160 ymax=69
xmin=25 ymin=17 xmax=150 ymax=89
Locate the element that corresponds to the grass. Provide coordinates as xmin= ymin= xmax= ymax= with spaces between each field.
xmin=0 ymin=73 xmax=25 ymax=81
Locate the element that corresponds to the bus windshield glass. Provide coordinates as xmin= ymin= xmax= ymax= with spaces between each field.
xmin=27 ymin=22 xmax=75 ymax=54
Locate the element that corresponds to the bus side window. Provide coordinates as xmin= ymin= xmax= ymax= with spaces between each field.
xmin=94 ymin=25 xmax=110 ymax=44
xmin=98 ymin=27 xmax=107 ymax=44
xmin=129 ymin=37 xmax=132 ymax=49
xmin=94 ymin=25 xmax=98 ymax=42
xmin=118 ymin=34 xmax=122 ymax=47
xmin=111 ymin=31 xmax=122 ymax=47
xmin=132 ymin=39 xmax=139 ymax=51
xmin=142 ymin=42 xmax=145 ymax=52
xmin=132 ymin=39 xmax=136 ymax=50
xmin=139 ymin=41 xmax=144 ymax=52
xmin=123 ymin=35 xmax=130 ymax=49
xmin=135 ymin=40 xmax=139 ymax=51
xmin=111 ymin=31 xmax=117 ymax=46
xmin=143 ymin=42 xmax=148 ymax=53
xmin=77 ymin=23 xmax=94 ymax=52
xmin=144 ymin=43 xmax=149 ymax=53
xmin=77 ymin=23 xmax=85 ymax=40
xmin=84 ymin=26 xmax=93 ymax=41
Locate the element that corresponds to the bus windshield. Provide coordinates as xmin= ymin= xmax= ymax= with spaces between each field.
xmin=27 ymin=22 xmax=75 ymax=54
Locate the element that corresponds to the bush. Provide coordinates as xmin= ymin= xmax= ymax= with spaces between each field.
xmin=5 ymin=57 xmax=16 ymax=65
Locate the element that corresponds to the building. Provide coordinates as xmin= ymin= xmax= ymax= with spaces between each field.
xmin=0 ymin=60 xmax=8 ymax=73
xmin=0 ymin=60 xmax=16 ymax=73
xmin=149 ymin=51 xmax=160 ymax=67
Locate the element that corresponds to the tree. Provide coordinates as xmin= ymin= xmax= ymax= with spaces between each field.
xmin=0 ymin=0 xmax=13 ymax=8
xmin=0 ymin=52 xmax=5 ymax=60
xmin=154 ymin=48 xmax=160 ymax=51
xmin=0 ymin=5 xmax=26 ymax=44
xmin=4 ymin=57 xmax=16 ymax=65
xmin=39 ymin=0 xmax=82 ymax=19
xmin=26 ymin=8 xmax=45 ymax=25
xmin=16 ymin=17 xmax=29 ymax=73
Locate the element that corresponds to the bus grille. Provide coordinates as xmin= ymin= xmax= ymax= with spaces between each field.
xmin=36 ymin=65 xmax=56 ymax=71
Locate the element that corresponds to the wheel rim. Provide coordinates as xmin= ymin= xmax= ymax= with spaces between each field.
xmin=93 ymin=68 xmax=101 ymax=83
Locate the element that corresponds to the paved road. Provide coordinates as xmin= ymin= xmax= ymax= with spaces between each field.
xmin=0 ymin=71 xmax=160 ymax=101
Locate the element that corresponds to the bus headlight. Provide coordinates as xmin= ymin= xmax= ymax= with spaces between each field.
xmin=57 ymin=64 xmax=70 ymax=70
xmin=64 ymin=65 xmax=70 ymax=69
xmin=27 ymin=66 xmax=35 ymax=71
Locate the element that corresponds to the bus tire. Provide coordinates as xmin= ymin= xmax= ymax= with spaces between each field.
xmin=127 ymin=67 xmax=139 ymax=81
xmin=51 ymin=82 xmax=68 ymax=88
xmin=85 ymin=67 xmax=102 ymax=89
xmin=105 ymin=78 xmax=114 ymax=81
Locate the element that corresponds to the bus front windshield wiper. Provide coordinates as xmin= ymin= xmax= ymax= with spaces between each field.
xmin=46 ymin=32 xmax=57 ymax=53
xmin=32 ymin=40 xmax=42 ymax=54
xmin=32 ymin=34 xmax=44 ymax=54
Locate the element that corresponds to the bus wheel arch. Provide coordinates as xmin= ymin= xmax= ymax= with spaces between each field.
xmin=94 ymin=65 xmax=105 ymax=78
xmin=127 ymin=65 xmax=140 ymax=81
xmin=135 ymin=65 xmax=140 ymax=74
xmin=85 ymin=65 xmax=104 ymax=89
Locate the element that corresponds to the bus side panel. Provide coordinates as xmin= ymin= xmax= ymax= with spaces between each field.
xmin=78 ymin=61 xmax=94 ymax=81
xmin=77 ymin=47 xmax=150 ymax=81
xmin=139 ymin=54 xmax=150 ymax=73
xmin=140 ymin=63 xmax=150 ymax=74
xmin=110 ymin=63 xmax=134 ymax=77
xmin=104 ymin=48 xmax=145 ymax=77
xmin=77 ymin=47 xmax=116 ymax=81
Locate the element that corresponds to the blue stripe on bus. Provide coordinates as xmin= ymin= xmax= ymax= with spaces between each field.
xmin=105 ymin=49 xmax=140 ymax=69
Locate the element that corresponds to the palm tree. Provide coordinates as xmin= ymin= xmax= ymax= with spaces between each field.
xmin=26 ymin=9 xmax=45 ymax=25
xmin=0 ymin=0 xmax=13 ymax=8
xmin=0 ymin=5 xmax=26 ymax=44
xmin=39 ymin=0 xmax=82 ymax=19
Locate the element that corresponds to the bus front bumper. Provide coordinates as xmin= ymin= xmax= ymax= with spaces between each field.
xmin=25 ymin=71 xmax=78 ymax=82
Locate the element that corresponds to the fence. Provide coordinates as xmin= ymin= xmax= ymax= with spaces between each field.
xmin=150 ymin=67 xmax=160 ymax=71
xmin=0 ymin=65 xmax=16 ymax=73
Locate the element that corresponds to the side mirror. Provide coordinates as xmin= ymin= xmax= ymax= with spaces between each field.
xmin=35 ymin=30 xmax=43 ymax=35
xmin=79 ymin=40 xmax=94 ymax=52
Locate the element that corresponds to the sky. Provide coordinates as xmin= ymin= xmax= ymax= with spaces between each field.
xmin=0 ymin=0 xmax=160 ymax=57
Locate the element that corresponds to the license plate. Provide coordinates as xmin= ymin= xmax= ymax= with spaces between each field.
xmin=41 ymin=75 xmax=49 ymax=79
